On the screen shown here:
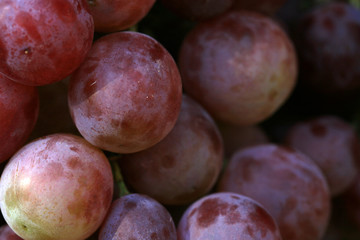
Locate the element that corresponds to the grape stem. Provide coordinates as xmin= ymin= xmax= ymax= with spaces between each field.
xmin=109 ymin=156 xmax=130 ymax=198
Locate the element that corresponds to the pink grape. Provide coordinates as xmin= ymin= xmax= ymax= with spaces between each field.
xmin=179 ymin=11 xmax=297 ymax=126
xmin=0 ymin=134 xmax=113 ymax=240
xmin=0 ymin=0 xmax=94 ymax=86
xmin=160 ymin=0 xmax=234 ymax=21
xmin=119 ymin=95 xmax=224 ymax=205
xmin=68 ymin=31 xmax=182 ymax=154
xmin=99 ymin=194 xmax=176 ymax=240
xmin=0 ymin=75 xmax=39 ymax=163
xmin=284 ymin=115 xmax=360 ymax=196
xmin=218 ymin=144 xmax=331 ymax=240
xmin=177 ymin=192 xmax=283 ymax=240
xmin=87 ymin=0 xmax=155 ymax=32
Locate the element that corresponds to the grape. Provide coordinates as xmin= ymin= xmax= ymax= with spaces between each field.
xmin=99 ymin=194 xmax=176 ymax=240
xmin=284 ymin=115 xmax=360 ymax=196
xmin=217 ymin=144 xmax=331 ymax=240
xmin=177 ymin=192 xmax=282 ymax=240
xmin=0 ymin=225 xmax=22 ymax=240
xmin=160 ymin=0 xmax=234 ymax=21
xmin=68 ymin=31 xmax=182 ymax=154
xmin=294 ymin=2 xmax=360 ymax=98
xmin=87 ymin=0 xmax=155 ymax=32
xmin=217 ymin=123 xmax=269 ymax=158
xmin=29 ymin=78 xmax=79 ymax=140
xmin=119 ymin=95 xmax=224 ymax=205
xmin=179 ymin=11 xmax=297 ymax=126
xmin=0 ymin=75 xmax=39 ymax=163
xmin=0 ymin=134 xmax=113 ymax=240
xmin=232 ymin=0 xmax=287 ymax=15
xmin=0 ymin=0 xmax=94 ymax=86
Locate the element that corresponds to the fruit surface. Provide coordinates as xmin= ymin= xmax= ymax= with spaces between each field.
xmin=120 ymin=95 xmax=224 ymax=205
xmin=285 ymin=115 xmax=360 ymax=196
xmin=88 ymin=0 xmax=156 ymax=32
xmin=99 ymin=194 xmax=177 ymax=240
xmin=177 ymin=192 xmax=283 ymax=240
xmin=68 ymin=31 xmax=182 ymax=153
xmin=0 ymin=134 xmax=113 ymax=240
xmin=218 ymin=144 xmax=331 ymax=240
xmin=0 ymin=75 xmax=39 ymax=163
xmin=179 ymin=10 xmax=297 ymax=126
xmin=0 ymin=0 xmax=94 ymax=86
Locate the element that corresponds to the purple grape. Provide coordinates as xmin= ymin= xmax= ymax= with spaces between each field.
xmin=119 ymin=95 xmax=223 ymax=205
xmin=294 ymin=2 xmax=360 ymax=98
xmin=218 ymin=144 xmax=331 ymax=240
xmin=99 ymin=194 xmax=176 ymax=240
xmin=179 ymin=11 xmax=297 ymax=126
xmin=284 ymin=115 xmax=360 ymax=196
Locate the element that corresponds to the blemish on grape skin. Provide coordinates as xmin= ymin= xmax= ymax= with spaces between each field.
xmin=161 ymin=155 xmax=175 ymax=169
xmin=310 ymin=122 xmax=327 ymax=137
xmin=15 ymin=11 xmax=42 ymax=42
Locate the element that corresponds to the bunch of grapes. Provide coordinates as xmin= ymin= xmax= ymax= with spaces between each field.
xmin=1 ymin=0 xmax=360 ymax=239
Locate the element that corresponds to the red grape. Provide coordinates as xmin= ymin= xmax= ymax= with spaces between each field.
xmin=0 ymin=0 xmax=94 ymax=86
xmin=68 ymin=31 xmax=182 ymax=154
xmin=160 ymin=0 xmax=234 ymax=21
xmin=179 ymin=11 xmax=297 ymax=126
xmin=0 ymin=225 xmax=22 ymax=240
xmin=177 ymin=192 xmax=282 ymax=240
xmin=294 ymin=2 xmax=360 ymax=98
xmin=119 ymin=95 xmax=224 ymax=205
xmin=0 ymin=75 xmax=39 ymax=163
xmin=284 ymin=115 xmax=360 ymax=196
xmin=218 ymin=144 xmax=331 ymax=240
xmin=0 ymin=134 xmax=113 ymax=240
xmin=87 ymin=0 xmax=155 ymax=32
xmin=99 ymin=194 xmax=176 ymax=240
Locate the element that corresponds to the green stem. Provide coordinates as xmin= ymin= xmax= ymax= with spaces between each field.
xmin=109 ymin=156 xmax=130 ymax=198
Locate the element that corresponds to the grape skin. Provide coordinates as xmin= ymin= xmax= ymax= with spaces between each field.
xmin=0 ymin=134 xmax=113 ymax=240
xmin=294 ymin=2 xmax=360 ymax=97
xmin=88 ymin=0 xmax=156 ymax=32
xmin=179 ymin=11 xmax=297 ymax=126
xmin=284 ymin=115 xmax=359 ymax=196
xmin=218 ymin=144 xmax=331 ymax=240
xmin=0 ymin=75 xmax=39 ymax=163
xmin=177 ymin=192 xmax=282 ymax=240
xmin=99 ymin=194 xmax=177 ymax=240
xmin=68 ymin=31 xmax=182 ymax=154
xmin=0 ymin=0 xmax=94 ymax=86
xmin=119 ymin=95 xmax=224 ymax=205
